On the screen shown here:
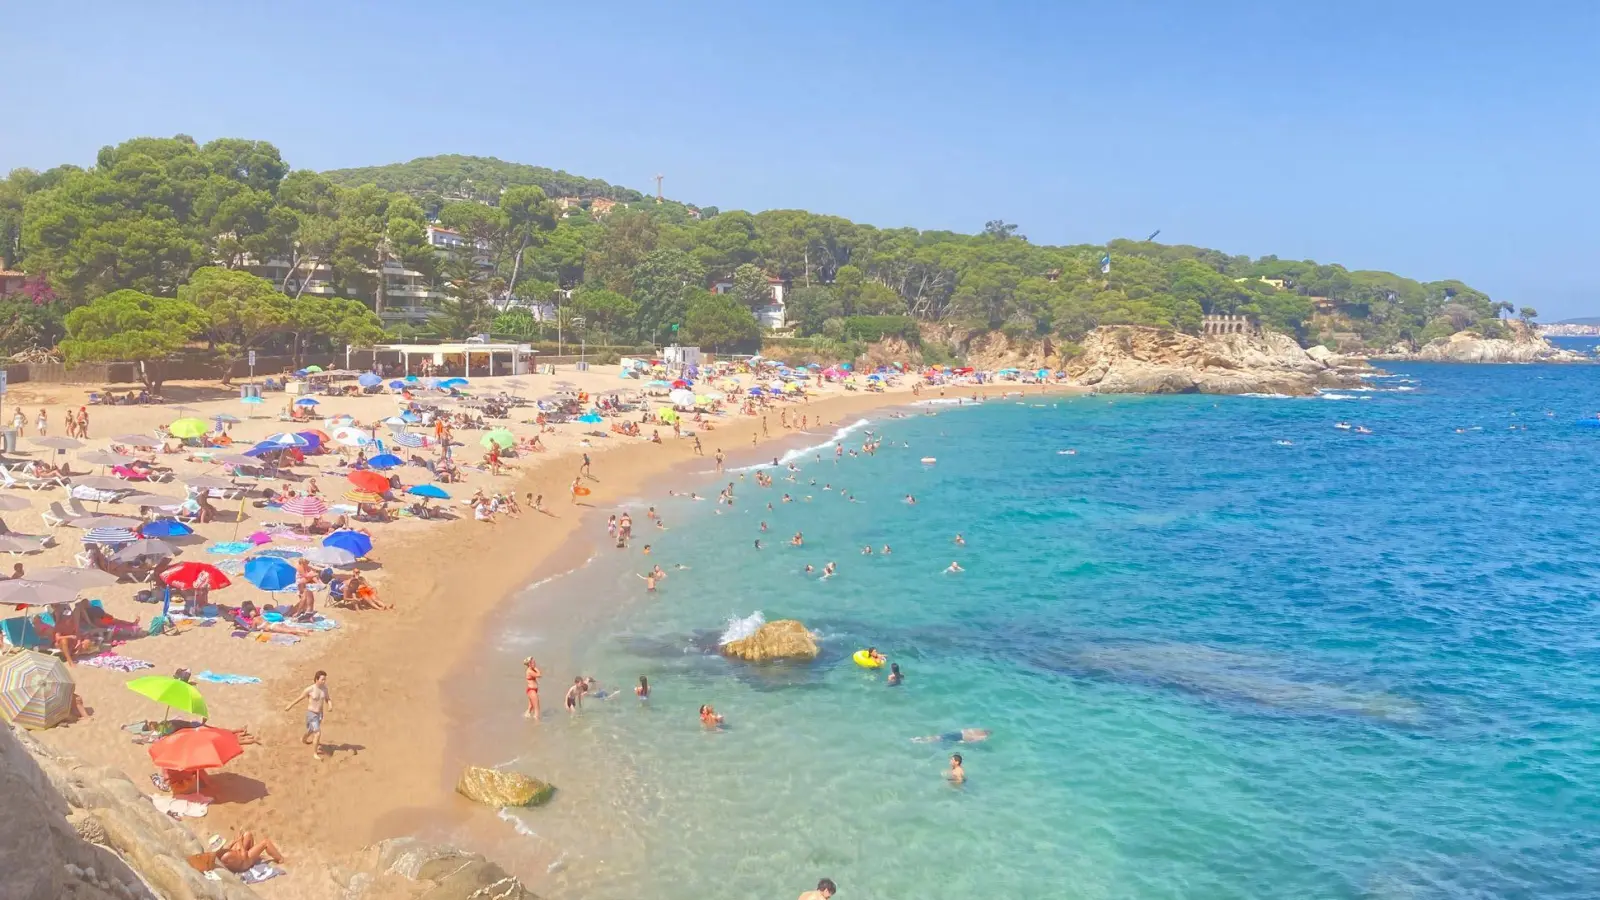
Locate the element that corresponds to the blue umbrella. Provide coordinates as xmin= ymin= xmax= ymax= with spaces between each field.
xmin=243 ymin=443 xmax=280 ymax=458
xmin=295 ymin=398 xmax=320 ymax=407
xmin=294 ymin=431 xmax=324 ymax=450
xmin=139 ymin=519 xmax=193 ymax=538
xmin=240 ymin=395 xmax=264 ymax=405
xmin=440 ymin=377 xmax=469 ymax=387
xmin=577 ymin=413 xmax=603 ymax=424
xmin=404 ymin=375 xmax=419 ymax=383
xmin=389 ymin=380 xmax=405 ymax=389
xmin=323 ymin=530 xmax=373 ymax=558
xmin=358 ymin=373 xmax=382 ymax=388
xmin=747 ymin=388 xmax=764 ymax=395
xmin=388 ymin=430 xmax=425 ymax=449
xmin=366 ymin=453 xmax=402 ymax=469
xmin=243 ymin=556 xmax=297 ymax=592
xmin=407 ymin=483 xmax=449 ymax=499
xmin=262 ymin=432 xmax=311 ymax=448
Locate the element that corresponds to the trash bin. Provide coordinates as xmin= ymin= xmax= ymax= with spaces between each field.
xmin=1 ymin=429 xmax=15 ymax=453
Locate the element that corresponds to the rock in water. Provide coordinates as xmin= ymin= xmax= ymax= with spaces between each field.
xmin=455 ymin=767 xmax=554 ymax=808
xmin=1065 ymin=325 xmax=1366 ymax=396
xmin=721 ymin=619 xmax=819 ymax=662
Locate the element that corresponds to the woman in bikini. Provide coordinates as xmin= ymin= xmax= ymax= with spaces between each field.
xmin=523 ymin=658 xmax=542 ymax=720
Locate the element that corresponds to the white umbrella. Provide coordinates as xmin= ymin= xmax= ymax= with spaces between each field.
xmin=31 ymin=567 xmax=118 ymax=590
xmin=302 ymin=545 xmax=358 ymax=568
xmin=331 ymin=426 xmax=372 ymax=448
xmin=118 ymin=493 xmax=184 ymax=508
xmin=669 ymin=389 xmax=696 ymax=407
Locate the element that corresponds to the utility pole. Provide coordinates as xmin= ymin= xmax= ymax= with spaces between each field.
xmin=653 ymin=174 xmax=664 ymax=203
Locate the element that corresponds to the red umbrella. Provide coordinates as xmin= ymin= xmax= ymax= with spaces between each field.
xmin=160 ymin=562 xmax=233 ymax=590
xmin=148 ymin=726 xmax=243 ymax=771
xmin=347 ymin=470 xmax=389 ymax=494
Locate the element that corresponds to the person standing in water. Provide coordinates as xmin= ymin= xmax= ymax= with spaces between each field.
xmin=798 ymin=878 xmax=838 ymax=899
xmin=635 ymin=676 xmax=650 ymax=700
xmin=887 ymin=663 xmax=903 ymax=686
xmin=564 ymin=677 xmax=584 ymax=713
xmin=948 ymin=753 xmax=966 ymax=784
xmin=522 ymin=658 xmax=542 ymax=719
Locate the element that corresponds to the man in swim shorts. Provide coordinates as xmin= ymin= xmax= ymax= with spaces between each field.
xmin=799 ymin=878 xmax=838 ymax=899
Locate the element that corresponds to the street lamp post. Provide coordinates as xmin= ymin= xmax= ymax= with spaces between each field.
xmin=572 ymin=315 xmax=587 ymax=370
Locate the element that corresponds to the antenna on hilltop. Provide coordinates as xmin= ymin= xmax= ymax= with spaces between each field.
xmin=653 ymin=174 xmax=664 ymax=203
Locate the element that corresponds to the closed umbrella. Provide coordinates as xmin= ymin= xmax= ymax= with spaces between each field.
xmin=148 ymin=725 xmax=243 ymax=772
xmin=161 ymin=561 xmax=232 ymax=590
xmin=347 ymin=471 xmax=389 ymax=494
xmin=303 ymin=545 xmax=357 ymax=568
xmin=243 ymin=556 xmax=297 ymax=592
xmin=82 ymin=527 xmax=138 ymax=545
xmin=280 ymin=495 xmax=328 ymax=518
xmin=126 ymin=675 xmax=208 ymax=718
xmin=0 ymin=651 xmax=75 ymax=729
xmin=323 ymin=530 xmax=373 ymax=558
xmin=168 ymin=419 xmax=208 ymax=439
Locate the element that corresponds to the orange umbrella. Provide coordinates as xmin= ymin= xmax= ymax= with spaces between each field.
xmin=347 ymin=471 xmax=388 ymax=494
xmin=148 ymin=725 xmax=243 ymax=771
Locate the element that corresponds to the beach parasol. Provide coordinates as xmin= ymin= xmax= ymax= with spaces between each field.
xmin=126 ymin=675 xmax=208 ymax=718
xmin=140 ymin=519 xmax=194 ymax=538
xmin=114 ymin=434 xmax=162 ymax=448
xmin=73 ymin=475 xmax=134 ymax=491
xmin=168 ymin=418 xmax=208 ymax=439
xmin=240 ymin=395 xmax=264 ymax=405
xmin=324 ymin=414 xmax=355 ymax=428
xmin=161 ymin=561 xmax=232 ymax=590
xmin=183 ymin=476 xmax=237 ymax=491
xmin=303 ymin=545 xmax=358 ymax=568
xmin=280 ymin=495 xmax=328 ymax=518
xmin=480 ymin=429 xmax=515 ymax=449
xmin=304 ymin=365 xmax=323 ymax=373
xmin=577 ymin=413 xmax=603 ymax=424
xmin=0 ymin=578 xmax=79 ymax=607
xmin=389 ymin=381 xmax=405 ymax=390
xmin=440 ymin=377 xmax=469 ymax=388
xmin=0 ymin=535 xmax=43 ymax=554
xmin=342 ymin=489 xmax=384 ymax=505
xmin=211 ymin=413 xmax=242 ymax=425
xmin=243 ymin=556 xmax=297 ymax=592
xmin=295 ymin=397 xmax=320 ymax=407
xmin=148 ymin=725 xmax=242 ymax=772
xmin=358 ymin=373 xmax=382 ymax=388
xmin=346 ymin=471 xmax=389 ymax=494
xmin=331 ymin=426 xmax=371 ymax=448
xmin=261 ymin=432 xmax=311 ymax=448
xmin=111 ymin=539 xmax=176 ymax=562
xmin=295 ymin=430 xmax=328 ymax=450
xmin=72 ymin=514 xmax=142 ymax=530
xmin=406 ymin=484 xmax=449 ymax=500
xmin=0 ymin=651 xmax=75 ymax=729
xmin=365 ymin=453 xmax=402 ymax=469
xmin=322 ymin=530 xmax=373 ymax=558
xmin=119 ymin=492 xmax=185 ymax=508
xmin=78 ymin=449 xmax=133 ymax=467
xmin=216 ymin=454 xmax=265 ymax=469
xmin=82 ymin=526 xmax=139 ymax=545
xmin=33 ymin=436 xmax=84 ymax=451
xmin=669 ymin=389 xmax=695 ymax=406
xmin=0 ymin=494 xmax=31 ymax=511
xmin=387 ymin=430 xmax=425 ymax=449
xmin=32 ymin=567 xmax=117 ymax=590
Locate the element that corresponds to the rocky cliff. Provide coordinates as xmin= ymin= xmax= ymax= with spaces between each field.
xmin=1378 ymin=323 xmax=1588 ymax=363
xmin=1065 ymin=326 xmax=1364 ymax=396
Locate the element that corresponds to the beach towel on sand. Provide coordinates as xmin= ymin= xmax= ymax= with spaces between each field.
xmin=238 ymin=863 xmax=285 ymax=884
xmin=196 ymin=671 xmax=261 ymax=685
xmin=206 ymin=541 xmax=254 ymax=555
xmin=81 ymin=653 xmax=155 ymax=673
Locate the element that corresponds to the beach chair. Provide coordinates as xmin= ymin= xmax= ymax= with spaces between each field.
xmin=73 ymin=551 xmax=93 ymax=568
xmin=1 ymin=616 xmax=57 ymax=655
xmin=66 ymin=497 xmax=94 ymax=519
xmin=1 ymin=468 xmax=51 ymax=491
xmin=41 ymin=501 xmax=75 ymax=529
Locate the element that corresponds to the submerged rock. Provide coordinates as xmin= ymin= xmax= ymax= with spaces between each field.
xmin=720 ymin=619 xmax=820 ymax=662
xmin=455 ymin=767 xmax=555 ymax=808
xmin=331 ymin=837 xmax=539 ymax=900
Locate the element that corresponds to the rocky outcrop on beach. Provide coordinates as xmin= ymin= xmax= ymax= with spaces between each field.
xmin=455 ymin=767 xmax=555 ymax=808
xmin=720 ymin=619 xmax=820 ymax=662
xmin=1065 ymin=326 xmax=1364 ymax=396
xmin=1380 ymin=323 xmax=1588 ymax=363
xmin=0 ymin=722 xmax=257 ymax=900
xmin=327 ymin=838 xmax=538 ymax=900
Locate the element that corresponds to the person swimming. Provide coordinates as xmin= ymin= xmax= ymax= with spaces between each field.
xmin=865 ymin=647 xmax=886 ymax=664
xmin=887 ymin=662 xmax=903 ymax=686
xmin=881 ymin=545 xmax=892 ymax=554
xmin=945 ymin=561 xmax=964 ymax=573
xmin=699 ymin=704 xmax=724 ymax=728
xmin=912 ymin=728 xmax=990 ymax=744
xmin=948 ymin=753 xmax=966 ymax=784
xmin=954 ymin=533 xmax=966 ymax=546
xmin=861 ymin=545 xmax=873 ymax=555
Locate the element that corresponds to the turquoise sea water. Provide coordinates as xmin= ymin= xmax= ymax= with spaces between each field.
xmin=484 ymin=364 xmax=1600 ymax=899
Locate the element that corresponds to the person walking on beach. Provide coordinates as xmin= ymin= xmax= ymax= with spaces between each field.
xmin=580 ymin=452 xmax=592 ymax=478
xmin=35 ymin=408 xmax=47 ymax=437
xmin=284 ymin=670 xmax=331 ymax=760
xmin=715 ymin=449 xmax=724 ymax=473
xmin=523 ymin=658 xmax=542 ymax=720
xmin=799 ymin=877 xmax=838 ymax=899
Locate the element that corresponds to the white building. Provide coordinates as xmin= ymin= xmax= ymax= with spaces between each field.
xmin=710 ymin=274 xmax=787 ymax=330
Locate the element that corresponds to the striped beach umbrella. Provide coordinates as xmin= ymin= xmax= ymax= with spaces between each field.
xmin=387 ymin=430 xmax=425 ymax=449
xmin=0 ymin=651 xmax=75 ymax=729
xmin=280 ymin=495 xmax=328 ymax=518
xmin=342 ymin=489 xmax=384 ymax=505
xmin=261 ymin=432 xmax=311 ymax=448
xmin=82 ymin=526 xmax=139 ymax=545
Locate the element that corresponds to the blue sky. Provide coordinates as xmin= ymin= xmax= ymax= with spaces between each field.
xmin=4 ymin=1 xmax=1597 ymax=317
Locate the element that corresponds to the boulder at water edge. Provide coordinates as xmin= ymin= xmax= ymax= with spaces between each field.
xmin=721 ymin=619 xmax=819 ymax=662
xmin=455 ymin=767 xmax=554 ymax=808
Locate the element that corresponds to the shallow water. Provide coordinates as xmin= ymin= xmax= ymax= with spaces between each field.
xmin=477 ymin=365 xmax=1600 ymax=899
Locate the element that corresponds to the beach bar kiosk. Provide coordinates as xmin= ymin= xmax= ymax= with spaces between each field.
xmin=348 ymin=341 xmax=536 ymax=378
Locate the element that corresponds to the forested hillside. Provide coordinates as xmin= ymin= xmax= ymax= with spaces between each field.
xmin=0 ymin=136 xmax=1524 ymax=366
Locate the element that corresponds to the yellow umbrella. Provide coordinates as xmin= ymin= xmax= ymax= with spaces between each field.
xmin=656 ymin=408 xmax=680 ymax=423
xmin=343 ymin=489 xmax=384 ymax=504
xmin=168 ymin=418 xmax=208 ymax=439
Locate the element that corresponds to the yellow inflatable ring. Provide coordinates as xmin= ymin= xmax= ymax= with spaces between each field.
xmin=853 ymin=649 xmax=884 ymax=669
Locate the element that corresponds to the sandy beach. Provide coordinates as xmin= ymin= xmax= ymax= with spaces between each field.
xmin=4 ymin=364 xmax=1048 ymax=897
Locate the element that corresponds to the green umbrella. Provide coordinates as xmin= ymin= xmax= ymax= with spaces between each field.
xmin=304 ymin=365 xmax=323 ymax=373
xmin=126 ymin=675 xmax=208 ymax=718
xmin=168 ymin=418 xmax=208 ymax=440
xmin=480 ymin=429 xmax=515 ymax=449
